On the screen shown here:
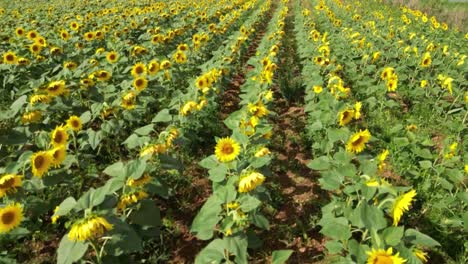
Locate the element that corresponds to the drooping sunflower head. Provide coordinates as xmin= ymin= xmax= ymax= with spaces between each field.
xmin=66 ymin=115 xmax=82 ymax=132
xmin=238 ymin=171 xmax=266 ymax=193
xmin=366 ymin=247 xmax=406 ymax=264
xmin=173 ymin=50 xmax=187 ymax=64
xmin=31 ymin=151 xmax=52 ymax=178
xmin=420 ymin=52 xmax=431 ymax=67
xmin=21 ymin=110 xmax=43 ymax=124
xmin=160 ymin=60 xmax=171 ymax=70
xmin=338 ymin=109 xmax=355 ymax=126
xmin=132 ymin=76 xmax=148 ymax=91
xmin=51 ymin=125 xmax=69 ymax=147
xmin=131 ymin=62 xmax=147 ymax=77
xmin=68 ymin=215 xmax=113 ymax=241
xmin=0 ymin=174 xmax=23 ymax=198
xmin=346 ymin=129 xmax=371 ymax=153
xmin=392 ymin=189 xmax=416 ymax=226
xmin=95 ymin=70 xmax=112 ymax=81
xmin=48 ymin=146 xmax=67 ymax=167
xmin=148 ymin=60 xmax=160 ymax=75
xmin=0 ymin=203 xmax=23 ymax=233
xmin=47 ymin=80 xmax=66 ymax=97
xmin=121 ymin=91 xmax=137 ymax=110
xmin=215 ymin=137 xmax=241 ymax=163
xmin=3 ymin=51 xmax=17 ymax=64
xmin=106 ymin=51 xmax=119 ymax=63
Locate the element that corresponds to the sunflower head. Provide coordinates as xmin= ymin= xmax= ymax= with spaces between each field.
xmin=131 ymin=62 xmax=147 ymax=77
xmin=346 ymin=129 xmax=371 ymax=153
xmin=106 ymin=51 xmax=119 ymax=63
xmin=31 ymin=151 xmax=53 ymax=178
xmin=51 ymin=125 xmax=69 ymax=147
xmin=0 ymin=174 xmax=23 ymax=198
xmin=366 ymin=247 xmax=406 ymax=264
xmin=66 ymin=115 xmax=82 ymax=132
xmin=3 ymin=51 xmax=17 ymax=64
xmin=238 ymin=171 xmax=266 ymax=193
xmin=338 ymin=109 xmax=355 ymax=126
xmin=47 ymin=80 xmax=66 ymax=97
xmin=48 ymin=146 xmax=67 ymax=167
xmin=0 ymin=203 xmax=23 ymax=233
xmin=133 ymin=76 xmax=148 ymax=91
xmin=15 ymin=27 xmax=25 ymax=37
xmin=392 ymin=189 xmax=416 ymax=226
xmin=68 ymin=215 xmax=113 ymax=241
xmin=215 ymin=137 xmax=241 ymax=163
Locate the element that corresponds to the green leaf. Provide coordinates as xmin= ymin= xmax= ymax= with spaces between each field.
xmin=252 ymin=212 xmax=269 ymax=229
xmin=325 ymin=240 xmax=343 ymax=254
xmin=393 ymin=137 xmax=409 ymax=147
xmin=239 ymin=195 xmax=261 ymax=212
xmin=191 ymin=195 xmax=222 ymax=240
xmin=56 ymin=197 xmax=77 ymax=216
xmin=199 ymin=155 xmax=218 ymax=169
xmin=10 ymin=95 xmax=27 ymax=117
xmin=105 ymin=218 xmax=142 ymax=255
xmin=405 ymin=229 xmax=440 ymax=247
xmin=195 ymin=239 xmax=225 ymax=264
xmin=103 ymin=161 xmax=126 ymax=177
xmin=307 ymin=156 xmax=330 ymax=170
xmin=271 ymin=249 xmax=293 ymax=264
xmin=129 ymin=200 xmax=161 ymax=227
xmin=152 ymin=109 xmax=172 ymax=123
xmin=209 ymin=163 xmax=228 ymax=182
xmin=80 ymin=111 xmax=91 ymax=124
xmin=57 ymin=235 xmax=89 ymax=264
xmin=348 ymin=239 xmax=370 ymax=264
xmin=87 ymin=129 xmax=102 ymax=150
xmin=159 ymin=154 xmax=184 ymax=173
xmin=134 ymin=124 xmax=154 ymax=136
xmin=0 ymin=130 xmax=28 ymax=145
xmin=320 ymin=217 xmax=351 ymax=242
xmin=225 ymin=234 xmax=248 ymax=264
xmin=418 ymin=160 xmax=432 ymax=169
xmin=319 ymin=170 xmax=343 ymax=191
xmin=126 ymin=159 xmax=146 ymax=179
xmin=360 ymin=203 xmax=387 ymax=231
xmin=382 ymin=226 xmax=404 ymax=246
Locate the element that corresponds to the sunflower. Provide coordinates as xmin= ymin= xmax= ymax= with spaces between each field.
xmin=366 ymin=248 xmax=406 ymax=264
xmin=413 ymin=248 xmax=428 ymax=263
xmin=0 ymin=203 xmax=23 ymax=233
xmin=126 ymin=174 xmax=152 ymax=187
xmin=173 ymin=50 xmax=187 ymax=64
xmin=0 ymin=174 xmax=23 ymax=198
xmin=380 ymin=67 xmax=395 ymax=80
xmin=215 ymin=137 xmax=241 ymax=162
xmin=106 ymin=51 xmax=119 ymax=63
xmin=117 ymin=191 xmax=149 ymax=210
xmin=420 ymin=52 xmax=431 ymax=67
xmin=195 ymin=76 xmax=209 ymax=90
xmin=420 ymin=80 xmax=428 ymax=88
xmin=64 ymin=61 xmax=77 ymax=70
xmin=83 ymin=31 xmax=95 ymax=41
xmin=392 ymin=189 xmax=416 ymax=226
xmin=148 ymin=60 xmax=160 ymax=75
xmin=27 ymin=30 xmax=38 ymax=40
xmin=94 ymin=70 xmax=112 ymax=81
xmin=248 ymin=101 xmax=268 ymax=118
xmin=21 ymin=111 xmax=42 ymax=124
xmin=338 ymin=109 xmax=355 ymax=126
xmin=68 ymin=215 xmax=113 ymax=241
xmin=47 ymin=80 xmax=66 ymax=97
xmin=3 ymin=51 xmax=17 ymax=64
xmin=160 ymin=60 xmax=171 ymax=70
xmin=122 ymin=91 xmax=137 ymax=110
xmin=29 ymin=43 xmax=43 ymax=54
xmin=48 ymin=146 xmax=67 ymax=167
xmin=131 ymin=62 xmax=147 ymax=77
xmin=255 ymin=147 xmax=271 ymax=158
xmin=31 ymin=151 xmax=52 ymax=177
xmin=66 ymin=115 xmax=82 ymax=132
xmin=180 ymin=101 xmax=198 ymax=116
xmin=35 ymin=36 xmax=47 ymax=47
xmin=346 ymin=129 xmax=371 ymax=153
xmin=133 ymin=76 xmax=148 ymax=91
xmin=354 ymin=102 xmax=362 ymax=119
xmin=238 ymin=172 xmax=266 ymax=193
xmin=313 ymin=85 xmax=323 ymax=94
xmin=50 ymin=125 xmax=69 ymax=147
xmin=177 ymin=43 xmax=189 ymax=52
xmin=60 ymin=30 xmax=70 ymax=41
xmin=70 ymin=21 xmax=80 ymax=31
xmin=15 ymin=27 xmax=25 ymax=37
xmin=386 ymin=76 xmax=398 ymax=92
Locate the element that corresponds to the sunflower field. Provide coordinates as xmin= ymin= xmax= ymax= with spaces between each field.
xmin=0 ymin=0 xmax=467 ymax=263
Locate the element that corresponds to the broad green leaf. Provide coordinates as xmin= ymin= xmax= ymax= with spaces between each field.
xmin=382 ymin=226 xmax=404 ymax=246
xmin=307 ymin=156 xmax=330 ymax=170
xmin=87 ymin=129 xmax=102 ymax=150
xmin=199 ymin=155 xmax=219 ymax=169
xmin=405 ymin=229 xmax=440 ymax=247
xmin=239 ymin=195 xmax=261 ymax=212
xmin=57 ymin=235 xmax=89 ymax=264
xmin=191 ymin=195 xmax=222 ymax=240
xmin=152 ymin=109 xmax=172 ymax=123
xmin=126 ymin=159 xmax=146 ymax=179
xmin=103 ymin=161 xmax=126 ymax=177
xmin=209 ymin=163 xmax=228 ymax=182
xmin=56 ymin=197 xmax=77 ymax=216
xmin=129 ymin=200 xmax=161 ymax=227
xmin=134 ymin=124 xmax=154 ymax=136
xmin=195 ymin=239 xmax=225 ymax=264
